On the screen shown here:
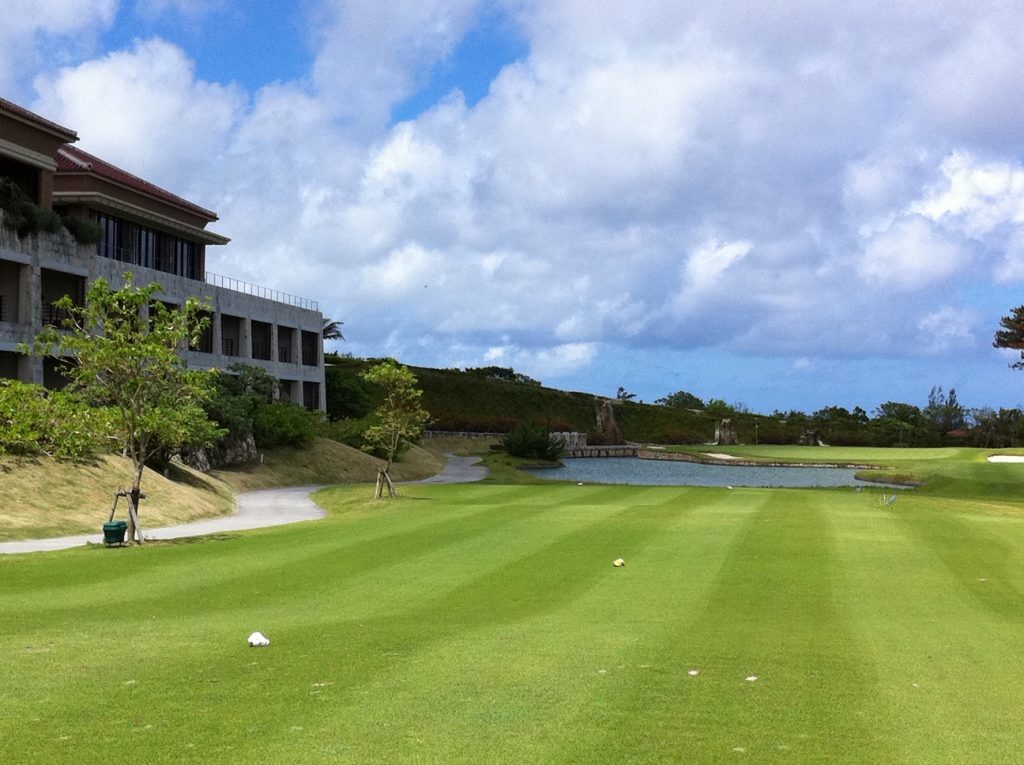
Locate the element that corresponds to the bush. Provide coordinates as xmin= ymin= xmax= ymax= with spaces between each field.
xmin=325 ymin=365 xmax=374 ymax=420
xmin=320 ymin=416 xmax=372 ymax=450
xmin=252 ymin=402 xmax=321 ymax=448
xmin=62 ymin=215 xmax=104 ymax=245
xmin=0 ymin=380 xmax=109 ymax=459
xmin=0 ymin=177 xmax=62 ymax=238
xmin=500 ymin=422 xmax=565 ymax=461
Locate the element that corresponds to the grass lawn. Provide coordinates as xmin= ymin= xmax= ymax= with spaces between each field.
xmin=2 ymin=449 xmax=1024 ymax=762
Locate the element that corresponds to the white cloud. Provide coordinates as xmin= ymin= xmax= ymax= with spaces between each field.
xmin=858 ymin=216 xmax=965 ymax=290
xmin=912 ymin=152 xmax=1024 ymax=237
xmin=475 ymin=341 xmax=598 ymax=380
xmin=311 ymin=0 xmax=481 ymax=131
xmin=912 ymin=15 xmax=1024 ymax=150
xmin=32 ymin=38 xmax=245 ymax=191
xmin=358 ymin=243 xmax=441 ymax=298
xmin=135 ymin=0 xmax=226 ymax=18
xmin=916 ymin=306 xmax=977 ymax=354
xmin=0 ymin=0 xmax=117 ymax=94
xmin=684 ymin=240 xmax=753 ymax=290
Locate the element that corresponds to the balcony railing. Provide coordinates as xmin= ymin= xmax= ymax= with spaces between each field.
xmin=42 ymin=303 xmax=74 ymax=327
xmin=205 ymin=272 xmax=318 ymax=311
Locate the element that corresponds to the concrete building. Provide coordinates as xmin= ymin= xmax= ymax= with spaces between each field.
xmin=0 ymin=97 xmax=325 ymax=409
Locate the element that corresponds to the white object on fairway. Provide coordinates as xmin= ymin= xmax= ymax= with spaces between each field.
xmin=613 ymin=558 xmax=625 ymax=567
xmin=248 ymin=631 xmax=270 ymax=647
xmin=745 ymin=675 xmax=758 ymax=682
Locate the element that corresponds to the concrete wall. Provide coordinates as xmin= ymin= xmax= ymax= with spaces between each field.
xmin=0 ymin=213 xmax=326 ymax=409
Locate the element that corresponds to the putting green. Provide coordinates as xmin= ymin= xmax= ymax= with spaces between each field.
xmin=1 ymin=450 xmax=1023 ymax=763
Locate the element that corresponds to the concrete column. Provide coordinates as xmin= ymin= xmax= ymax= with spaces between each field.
xmin=269 ymin=323 xmax=279 ymax=362
xmin=20 ymin=263 xmax=38 ymax=329
xmin=20 ymin=263 xmax=42 ymax=384
xmin=240 ymin=317 xmax=252 ymax=359
xmin=212 ymin=312 xmax=222 ymax=359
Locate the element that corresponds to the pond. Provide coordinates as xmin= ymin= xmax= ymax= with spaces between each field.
xmin=526 ymin=457 xmax=887 ymax=488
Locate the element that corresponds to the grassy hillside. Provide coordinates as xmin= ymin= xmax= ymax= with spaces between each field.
xmin=210 ymin=438 xmax=443 ymax=493
xmin=1 ymin=438 xmax=443 ymax=541
xmin=0 ymin=455 xmax=233 ymax=541
xmin=328 ymin=357 xmax=721 ymax=442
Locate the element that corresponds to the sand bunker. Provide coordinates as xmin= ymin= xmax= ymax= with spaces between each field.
xmin=987 ymin=455 xmax=1024 ymax=463
xmin=703 ymin=452 xmax=739 ymax=460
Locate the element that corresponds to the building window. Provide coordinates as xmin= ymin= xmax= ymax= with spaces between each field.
xmin=252 ymin=321 xmax=272 ymax=361
xmin=96 ymin=213 xmax=200 ymax=279
xmin=301 ymin=330 xmax=319 ymax=366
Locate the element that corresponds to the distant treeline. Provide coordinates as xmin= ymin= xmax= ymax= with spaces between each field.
xmin=324 ymin=356 xmax=1023 ymax=448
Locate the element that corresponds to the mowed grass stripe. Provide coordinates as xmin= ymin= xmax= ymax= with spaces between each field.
xmin=219 ymin=486 xmax=704 ymax=762
xmin=280 ymin=489 xmax=745 ymax=762
xmin=0 ymin=484 xmax=569 ymax=629
xmin=1 ymin=485 xmax=686 ymax=762
xmin=833 ymin=496 xmax=1024 ymax=762
xmin=549 ymin=488 xmax=888 ymax=763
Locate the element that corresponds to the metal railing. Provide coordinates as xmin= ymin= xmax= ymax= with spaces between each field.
xmin=205 ymin=272 xmax=319 ymax=311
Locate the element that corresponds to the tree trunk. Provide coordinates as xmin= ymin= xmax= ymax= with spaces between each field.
xmin=375 ymin=468 xmax=399 ymax=499
xmin=383 ymin=469 xmax=398 ymax=498
xmin=126 ymin=463 xmax=145 ymax=544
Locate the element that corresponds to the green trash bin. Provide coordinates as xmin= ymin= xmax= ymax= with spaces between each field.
xmin=103 ymin=521 xmax=128 ymax=546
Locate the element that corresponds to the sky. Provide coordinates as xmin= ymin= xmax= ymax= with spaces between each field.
xmin=6 ymin=0 xmax=1024 ymax=414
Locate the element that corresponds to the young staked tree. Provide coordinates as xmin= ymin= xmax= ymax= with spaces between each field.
xmin=361 ymin=359 xmax=430 ymax=498
xmin=28 ymin=274 xmax=220 ymax=543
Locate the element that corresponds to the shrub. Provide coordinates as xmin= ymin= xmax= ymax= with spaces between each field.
xmin=325 ymin=365 xmax=374 ymax=420
xmin=0 ymin=177 xmax=62 ymax=238
xmin=62 ymin=215 xmax=104 ymax=245
xmin=500 ymin=422 xmax=565 ymax=461
xmin=252 ymin=402 xmax=321 ymax=448
xmin=320 ymin=416 xmax=372 ymax=450
xmin=0 ymin=380 xmax=109 ymax=459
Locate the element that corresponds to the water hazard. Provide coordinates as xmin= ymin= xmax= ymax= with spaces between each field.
xmin=527 ymin=457 xmax=882 ymax=488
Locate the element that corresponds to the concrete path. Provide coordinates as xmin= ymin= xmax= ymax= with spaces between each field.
xmin=0 ymin=454 xmax=488 ymax=555
xmin=404 ymin=454 xmax=489 ymax=484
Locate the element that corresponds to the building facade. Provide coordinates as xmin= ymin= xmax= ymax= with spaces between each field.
xmin=0 ymin=98 xmax=325 ymax=409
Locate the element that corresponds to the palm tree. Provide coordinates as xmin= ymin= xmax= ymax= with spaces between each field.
xmin=322 ymin=318 xmax=345 ymax=341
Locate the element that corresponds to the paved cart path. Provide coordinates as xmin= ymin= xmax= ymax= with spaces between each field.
xmin=0 ymin=454 xmax=487 ymax=555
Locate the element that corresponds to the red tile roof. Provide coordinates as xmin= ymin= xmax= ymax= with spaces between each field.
xmin=56 ymin=144 xmax=218 ymax=222
xmin=0 ymin=97 xmax=78 ymax=142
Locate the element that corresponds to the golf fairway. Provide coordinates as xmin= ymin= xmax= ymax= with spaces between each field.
xmin=2 ymin=462 xmax=1023 ymax=763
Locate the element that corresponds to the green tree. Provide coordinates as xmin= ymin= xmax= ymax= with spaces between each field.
xmin=325 ymin=364 xmax=374 ymax=420
xmin=924 ymin=385 xmax=966 ymax=433
xmin=26 ymin=274 xmax=221 ymax=543
xmin=871 ymin=401 xmax=931 ymax=447
xmin=322 ymin=318 xmax=346 ymax=341
xmin=361 ymin=359 xmax=430 ymax=498
xmin=500 ymin=422 xmax=565 ymax=461
xmin=615 ymin=386 xmax=637 ymax=401
xmin=655 ymin=390 xmax=705 ymax=409
xmin=0 ymin=380 xmax=109 ymax=459
xmin=464 ymin=366 xmax=542 ymax=386
xmin=994 ymin=306 xmax=1024 ymax=369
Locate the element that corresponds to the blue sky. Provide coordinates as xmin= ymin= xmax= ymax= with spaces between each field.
xmin=6 ymin=1 xmax=1024 ymax=414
